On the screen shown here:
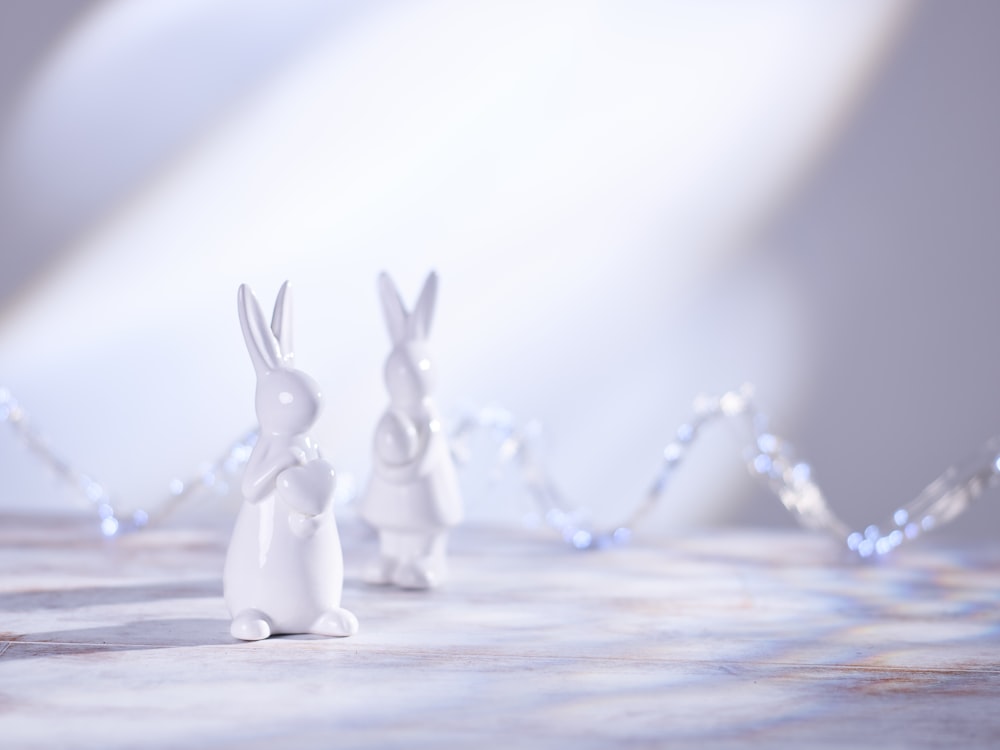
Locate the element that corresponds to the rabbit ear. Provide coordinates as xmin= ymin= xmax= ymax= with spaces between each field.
xmin=271 ymin=280 xmax=294 ymax=363
xmin=378 ymin=271 xmax=409 ymax=345
xmin=409 ymin=270 xmax=438 ymax=340
xmin=238 ymin=284 xmax=281 ymax=374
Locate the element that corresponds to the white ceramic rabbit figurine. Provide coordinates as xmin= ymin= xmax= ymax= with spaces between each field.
xmin=359 ymin=271 xmax=463 ymax=589
xmin=223 ymin=281 xmax=358 ymax=640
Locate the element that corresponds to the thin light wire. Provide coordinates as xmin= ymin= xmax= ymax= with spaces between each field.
xmin=0 ymin=386 xmax=256 ymax=537
xmin=3 ymin=383 xmax=999 ymax=555
xmin=450 ymin=384 xmax=1000 ymax=558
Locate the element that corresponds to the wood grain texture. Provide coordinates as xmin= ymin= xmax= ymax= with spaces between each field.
xmin=1 ymin=512 xmax=998 ymax=748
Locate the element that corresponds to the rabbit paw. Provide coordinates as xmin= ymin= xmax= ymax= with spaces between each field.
xmin=310 ymin=608 xmax=359 ymax=637
xmin=231 ymin=609 xmax=273 ymax=641
xmin=276 ymin=458 xmax=335 ymax=516
xmin=374 ymin=410 xmax=419 ymax=465
xmin=287 ymin=510 xmax=321 ymax=538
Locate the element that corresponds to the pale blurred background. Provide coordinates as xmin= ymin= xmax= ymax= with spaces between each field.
xmin=1 ymin=0 xmax=998 ymax=542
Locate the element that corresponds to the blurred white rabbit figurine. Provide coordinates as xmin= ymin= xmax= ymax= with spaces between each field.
xmin=223 ymin=281 xmax=358 ymax=640
xmin=359 ymin=271 xmax=463 ymax=589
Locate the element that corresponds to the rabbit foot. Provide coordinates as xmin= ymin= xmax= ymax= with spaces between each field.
xmin=362 ymin=555 xmax=399 ymax=585
xmin=310 ymin=608 xmax=359 ymax=637
xmin=231 ymin=609 xmax=273 ymax=641
xmin=392 ymin=559 xmax=439 ymax=590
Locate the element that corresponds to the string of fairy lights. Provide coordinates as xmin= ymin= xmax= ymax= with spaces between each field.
xmin=0 ymin=385 xmax=257 ymax=536
xmin=452 ymin=384 xmax=1000 ymax=556
xmin=2 ymin=383 xmax=997 ymax=557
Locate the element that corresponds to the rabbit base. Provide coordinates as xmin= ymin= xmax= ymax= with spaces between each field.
xmin=363 ymin=530 xmax=449 ymax=590
xmin=224 ymin=496 xmax=355 ymax=638
xmin=229 ymin=606 xmax=358 ymax=641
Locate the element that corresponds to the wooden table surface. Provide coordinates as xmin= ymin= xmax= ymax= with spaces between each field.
xmin=1 ymin=511 xmax=998 ymax=749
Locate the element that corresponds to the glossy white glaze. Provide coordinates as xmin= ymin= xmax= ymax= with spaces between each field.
xmin=359 ymin=271 xmax=462 ymax=589
xmin=223 ymin=281 xmax=357 ymax=640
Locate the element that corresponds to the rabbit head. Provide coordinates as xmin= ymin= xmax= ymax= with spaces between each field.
xmin=378 ymin=271 xmax=439 ymax=411
xmin=238 ymin=281 xmax=322 ymax=437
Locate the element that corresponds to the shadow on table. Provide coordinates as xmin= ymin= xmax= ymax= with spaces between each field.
xmin=0 ymin=617 xmax=234 ymax=661
xmin=0 ymin=579 xmax=221 ymax=612
xmin=0 ymin=580 xmax=233 ymax=660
